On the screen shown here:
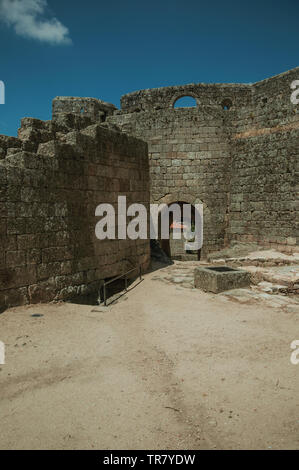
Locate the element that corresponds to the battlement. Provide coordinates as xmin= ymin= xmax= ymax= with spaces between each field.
xmin=52 ymin=96 xmax=117 ymax=122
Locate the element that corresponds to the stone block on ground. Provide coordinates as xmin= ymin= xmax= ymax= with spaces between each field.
xmin=194 ymin=265 xmax=251 ymax=293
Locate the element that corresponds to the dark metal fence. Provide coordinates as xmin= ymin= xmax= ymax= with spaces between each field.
xmin=102 ymin=265 xmax=142 ymax=306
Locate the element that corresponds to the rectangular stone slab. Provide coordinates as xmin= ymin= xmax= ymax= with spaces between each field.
xmin=194 ymin=266 xmax=251 ymax=293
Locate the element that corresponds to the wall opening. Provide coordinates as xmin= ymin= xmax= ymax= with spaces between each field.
xmin=221 ymin=99 xmax=232 ymax=110
xmin=100 ymin=112 xmax=107 ymax=122
xmin=158 ymin=201 xmax=201 ymax=261
xmin=173 ymin=96 xmax=197 ymax=108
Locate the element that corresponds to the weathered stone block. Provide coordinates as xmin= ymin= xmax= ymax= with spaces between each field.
xmin=194 ymin=266 xmax=251 ymax=293
xmin=6 ymin=250 xmax=26 ymax=267
xmin=28 ymin=279 xmax=56 ymax=303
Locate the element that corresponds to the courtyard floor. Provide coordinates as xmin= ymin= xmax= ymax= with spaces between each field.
xmin=0 ymin=261 xmax=298 ymax=449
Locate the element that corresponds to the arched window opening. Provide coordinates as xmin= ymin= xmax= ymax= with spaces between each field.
xmin=173 ymin=96 xmax=197 ymax=108
xmin=221 ymin=99 xmax=232 ymax=110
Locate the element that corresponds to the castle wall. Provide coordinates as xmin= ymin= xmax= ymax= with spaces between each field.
xmin=228 ymin=68 xmax=299 ymax=251
xmin=1 ymin=67 xmax=297 ymax=310
xmin=0 ymin=115 xmax=150 ymax=309
xmin=110 ymin=67 xmax=299 ymax=254
xmin=52 ymin=96 xmax=117 ymax=122
xmin=109 ymin=83 xmax=252 ymax=254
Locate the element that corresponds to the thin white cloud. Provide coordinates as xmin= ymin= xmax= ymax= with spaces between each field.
xmin=0 ymin=0 xmax=72 ymax=45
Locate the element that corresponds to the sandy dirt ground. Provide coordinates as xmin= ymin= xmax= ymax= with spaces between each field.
xmin=0 ymin=263 xmax=298 ymax=450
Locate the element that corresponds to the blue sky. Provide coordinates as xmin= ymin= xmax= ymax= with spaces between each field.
xmin=0 ymin=0 xmax=298 ymax=136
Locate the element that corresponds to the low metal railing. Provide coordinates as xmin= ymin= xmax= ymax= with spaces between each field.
xmin=102 ymin=265 xmax=142 ymax=306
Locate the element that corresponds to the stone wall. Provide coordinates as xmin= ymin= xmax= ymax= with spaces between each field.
xmin=228 ymin=68 xmax=299 ymax=252
xmin=1 ymin=66 xmax=297 ymax=310
xmin=52 ymin=96 xmax=117 ymax=123
xmin=109 ymin=83 xmax=252 ymax=255
xmin=109 ymin=67 xmax=299 ymax=254
xmin=0 ymin=114 xmax=150 ymax=309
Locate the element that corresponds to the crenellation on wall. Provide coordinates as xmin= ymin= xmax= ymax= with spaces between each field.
xmin=52 ymin=97 xmax=117 ymax=123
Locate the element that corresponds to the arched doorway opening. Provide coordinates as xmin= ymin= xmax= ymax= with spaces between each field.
xmin=157 ymin=201 xmax=201 ymax=261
